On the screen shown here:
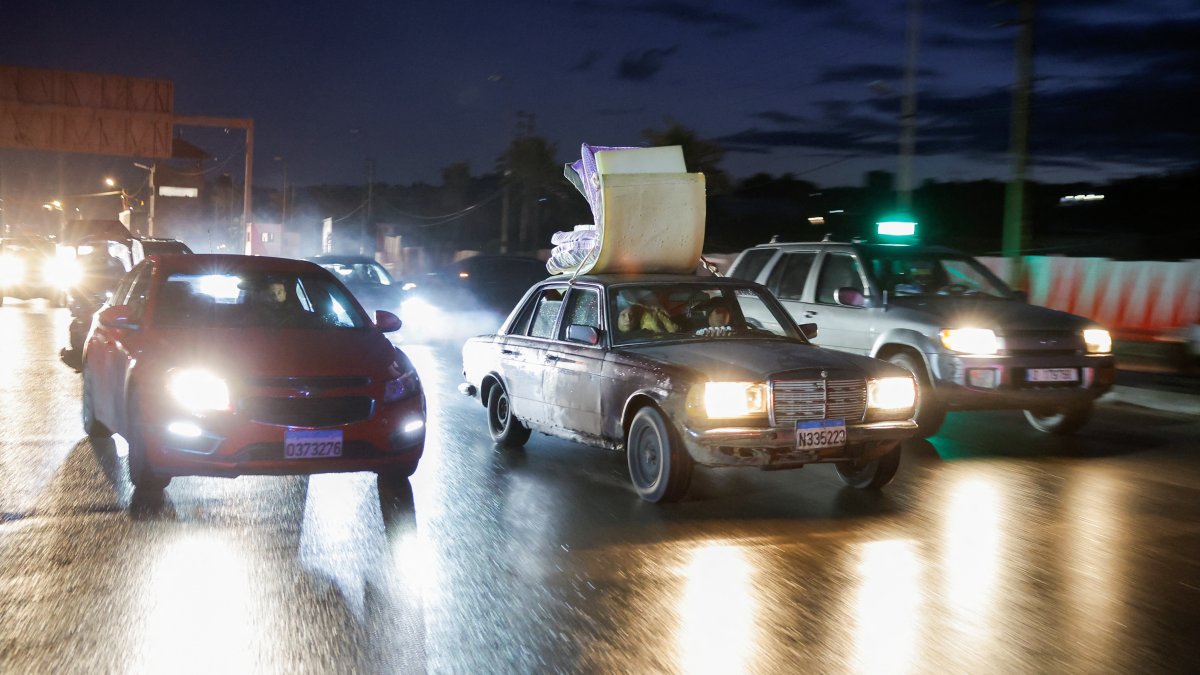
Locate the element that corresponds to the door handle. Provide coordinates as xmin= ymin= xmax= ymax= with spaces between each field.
xmin=500 ymin=349 xmax=520 ymax=356
xmin=804 ymin=310 xmax=818 ymax=318
xmin=544 ymin=354 xmax=560 ymax=362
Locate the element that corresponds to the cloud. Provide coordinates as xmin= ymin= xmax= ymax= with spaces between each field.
xmin=568 ymin=50 xmax=603 ymax=72
xmin=752 ymin=110 xmax=809 ymax=125
xmin=616 ymin=47 xmax=679 ymax=81
xmin=573 ymin=0 xmax=759 ymax=36
xmin=816 ymin=63 xmax=938 ymax=86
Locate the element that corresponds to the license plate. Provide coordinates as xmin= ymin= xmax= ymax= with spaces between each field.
xmin=1026 ymin=368 xmax=1079 ymax=383
xmin=795 ymin=419 xmax=847 ymax=450
xmin=283 ymin=429 xmax=343 ymax=459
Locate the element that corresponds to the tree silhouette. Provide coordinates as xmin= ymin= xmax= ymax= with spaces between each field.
xmin=497 ymin=134 xmax=563 ymax=249
xmin=641 ymin=119 xmax=731 ymax=194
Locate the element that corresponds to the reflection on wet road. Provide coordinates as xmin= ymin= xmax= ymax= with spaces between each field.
xmin=1 ymin=302 xmax=1198 ymax=673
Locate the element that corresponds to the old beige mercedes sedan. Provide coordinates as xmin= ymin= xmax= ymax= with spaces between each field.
xmin=460 ymin=274 xmax=919 ymax=503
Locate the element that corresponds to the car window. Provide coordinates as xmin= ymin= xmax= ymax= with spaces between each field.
xmin=610 ymin=282 xmax=800 ymax=345
xmin=729 ymin=248 xmax=776 ymax=282
xmin=528 ymin=287 xmax=565 ymax=339
xmin=125 ymin=265 xmax=154 ymax=321
xmin=152 ymin=270 xmax=368 ymax=328
xmin=864 ymin=250 xmax=1012 ymax=298
xmin=110 ymin=261 xmax=145 ymax=306
xmin=766 ymin=251 xmax=817 ymax=301
xmin=558 ymin=287 xmax=600 ymax=340
xmin=815 ymin=253 xmax=864 ymax=305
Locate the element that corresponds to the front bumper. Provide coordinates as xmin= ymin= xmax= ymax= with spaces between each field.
xmin=143 ymin=395 xmax=426 ymax=478
xmin=681 ymin=419 xmax=917 ymax=469
xmin=930 ymin=352 xmax=1115 ymax=410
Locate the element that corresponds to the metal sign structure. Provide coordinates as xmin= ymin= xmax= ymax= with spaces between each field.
xmin=0 ymin=65 xmax=174 ymax=158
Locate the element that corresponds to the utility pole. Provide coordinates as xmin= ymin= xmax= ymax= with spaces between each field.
xmin=134 ymin=162 xmax=157 ymax=237
xmin=897 ymin=0 xmax=921 ymax=213
xmin=1001 ymin=0 xmax=1035 ymax=286
xmin=363 ymin=157 xmax=375 ymax=255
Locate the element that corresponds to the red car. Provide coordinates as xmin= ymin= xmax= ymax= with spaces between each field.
xmin=81 ymin=254 xmax=426 ymax=492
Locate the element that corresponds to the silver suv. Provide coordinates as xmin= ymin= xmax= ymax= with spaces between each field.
xmin=727 ymin=239 xmax=1116 ymax=436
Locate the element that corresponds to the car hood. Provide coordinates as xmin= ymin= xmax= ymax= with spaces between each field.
xmin=617 ymin=339 xmax=905 ymax=382
xmin=147 ymin=328 xmax=397 ymax=378
xmin=889 ymin=297 xmax=1095 ymax=332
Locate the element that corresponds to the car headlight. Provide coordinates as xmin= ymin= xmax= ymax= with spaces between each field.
xmin=167 ymin=368 xmax=231 ymax=411
xmin=940 ymin=328 xmax=998 ymax=355
xmin=868 ymin=377 xmax=916 ymax=411
xmin=1083 ymin=328 xmax=1112 ymax=354
xmin=384 ymin=370 xmax=421 ymax=402
xmin=49 ymin=258 xmax=82 ymax=289
xmin=688 ymin=382 xmax=768 ymax=419
xmin=0 ymin=255 xmax=25 ymax=284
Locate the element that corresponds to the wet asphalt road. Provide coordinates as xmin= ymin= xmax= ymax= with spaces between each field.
xmin=2 ymin=302 xmax=1199 ymax=674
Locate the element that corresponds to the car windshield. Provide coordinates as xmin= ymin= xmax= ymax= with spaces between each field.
xmin=609 ymin=282 xmax=800 ymax=345
xmin=153 ymin=270 xmax=367 ymax=329
xmin=863 ymin=249 xmax=1014 ymax=299
xmin=320 ymin=261 xmax=394 ymax=286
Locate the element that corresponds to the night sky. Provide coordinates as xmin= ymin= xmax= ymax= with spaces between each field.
xmin=2 ymin=0 xmax=1197 ymax=194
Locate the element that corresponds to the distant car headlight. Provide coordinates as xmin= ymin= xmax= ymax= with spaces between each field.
xmin=384 ymin=370 xmax=421 ymax=402
xmin=1083 ymin=328 xmax=1112 ymax=354
xmin=868 ymin=377 xmax=916 ymax=411
xmin=940 ymin=328 xmax=998 ymax=355
xmin=688 ymin=382 xmax=768 ymax=419
xmin=0 ymin=255 xmax=25 ymax=284
xmin=49 ymin=258 xmax=82 ymax=289
xmin=167 ymin=368 xmax=231 ymax=411
xmin=401 ymin=295 xmax=440 ymax=323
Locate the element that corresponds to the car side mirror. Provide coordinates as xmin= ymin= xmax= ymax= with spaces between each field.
xmin=566 ymin=324 xmax=601 ymax=345
xmin=834 ymin=287 xmax=867 ymax=307
xmin=98 ymin=305 xmax=136 ymax=329
xmin=798 ymin=322 xmax=818 ymax=340
xmin=375 ymin=310 xmax=402 ymax=333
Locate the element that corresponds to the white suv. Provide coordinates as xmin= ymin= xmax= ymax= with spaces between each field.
xmin=727 ymin=239 xmax=1117 ymax=436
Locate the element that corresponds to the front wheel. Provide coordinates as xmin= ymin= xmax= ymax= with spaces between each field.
xmin=81 ymin=368 xmax=110 ymax=438
xmin=1023 ymin=402 xmax=1093 ymax=434
xmin=626 ymin=406 xmax=693 ymax=503
xmin=487 ymin=383 xmax=531 ymax=447
xmin=887 ymin=351 xmax=946 ymax=437
xmin=126 ymin=390 xmax=171 ymax=492
xmin=835 ymin=444 xmax=901 ymax=489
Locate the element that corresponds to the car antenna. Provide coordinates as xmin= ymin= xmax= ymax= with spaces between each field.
xmin=821 ymin=233 xmax=834 ymax=242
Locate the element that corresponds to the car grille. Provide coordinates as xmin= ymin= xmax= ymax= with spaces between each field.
xmin=1002 ymin=330 xmax=1084 ymax=356
xmin=770 ymin=378 xmax=866 ymax=426
xmin=241 ymin=376 xmax=372 ymax=389
xmin=238 ymin=396 xmax=374 ymax=427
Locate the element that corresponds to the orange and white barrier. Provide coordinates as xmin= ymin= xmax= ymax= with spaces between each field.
xmin=979 ymin=256 xmax=1200 ymax=337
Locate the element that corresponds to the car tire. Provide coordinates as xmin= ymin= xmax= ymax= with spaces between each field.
xmin=835 ymin=443 xmax=902 ymax=489
xmin=487 ymin=383 xmax=531 ymax=448
xmin=887 ymin=351 xmax=946 ymax=437
xmin=376 ymin=462 xmax=418 ymax=484
xmin=1023 ymin=402 xmax=1093 ymax=434
xmin=81 ymin=368 xmax=110 ymax=438
xmin=125 ymin=390 xmax=171 ymax=493
xmin=626 ymin=406 xmax=693 ymax=503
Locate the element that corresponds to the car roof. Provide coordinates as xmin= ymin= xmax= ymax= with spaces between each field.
xmin=306 ymin=254 xmax=378 ymax=265
xmin=539 ymin=273 xmax=763 ymax=287
xmin=154 ymin=254 xmax=327 ymax=275
xmin=752 ymin=240 xmax=962 ymax=256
